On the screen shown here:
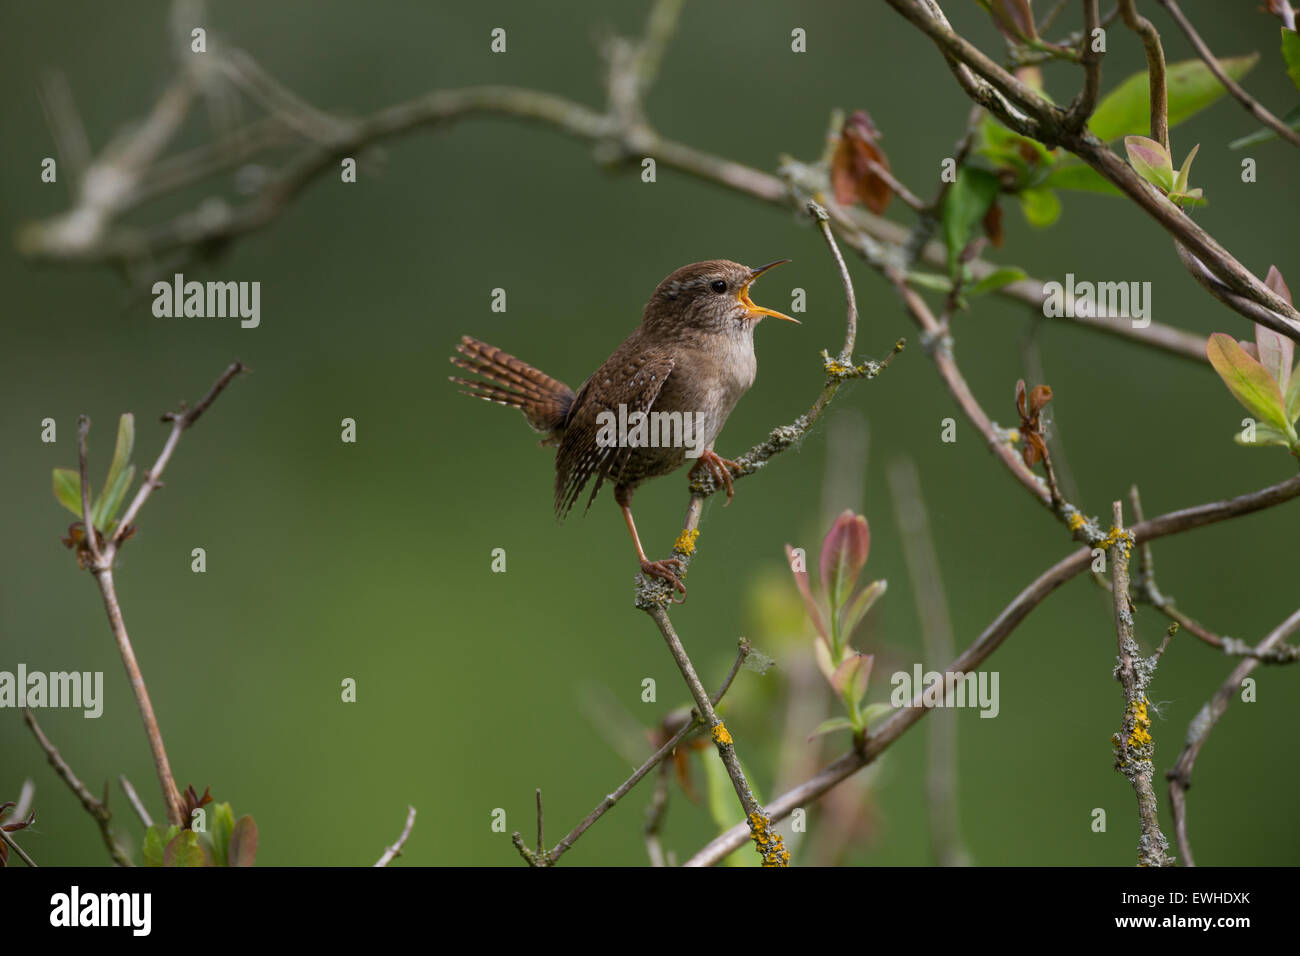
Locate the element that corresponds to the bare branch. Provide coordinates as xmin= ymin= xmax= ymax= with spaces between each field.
xmin=374 ymin=805 xmax=417 ymax=867
xmin=1168 ymin=606 xmax=1300 ymax=865
xmin=1157 ymin=0 xmax=1300 ymax=150
xmin=23 ymin=709 xmax=133 ymax=867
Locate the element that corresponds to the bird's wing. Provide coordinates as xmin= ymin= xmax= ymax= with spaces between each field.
xmin=554 ymin=352 xmax=675 ymax=518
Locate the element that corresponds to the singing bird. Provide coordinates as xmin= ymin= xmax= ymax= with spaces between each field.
xmin=449 ymin=259 xmax=796 ymax=595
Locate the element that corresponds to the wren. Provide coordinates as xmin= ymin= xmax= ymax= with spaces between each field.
xmin=449 ymin=259 xmax=796 ymax=596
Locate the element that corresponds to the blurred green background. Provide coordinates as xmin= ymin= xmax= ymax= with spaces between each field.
xmin=2 ymin=1 xmax=1298 ymax=866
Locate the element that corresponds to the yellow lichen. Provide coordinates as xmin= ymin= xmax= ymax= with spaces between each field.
xmin=1067 ymin=512 xmax=1086 ymax=531
xmin=1128 ymin=697 xmax=1152 ymax=748
xmin=712 ymin=722 xmax=733 ymax=746
xmin=747 ymin=811 xmax=790 ymax=867
xmin=674 ymin=528 xmax=700 ymax=556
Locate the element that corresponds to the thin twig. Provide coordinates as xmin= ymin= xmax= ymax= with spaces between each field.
xmin=1106 ymin=501 xmax=1173 ymax=866
xmin=1157 ymin=0 xmax=1300 ymax=150
xmin=23 ymin=709 xmax=133 ymax=867
xmin=81 ymin=361 xmax=248 ymax=828
xmin=0 ymin=829 xmax=38 ymax=868
xmin=535 ymin=638 xmax=752 ymax=865
xmin=1167 ymin=606 xmax=1300 ymax=865
xmin=374 ymin=805 xmax=417 ymax=867
xmin=1065 ymin=0 xmax=1104 ymax=130
xmin=119 ymin=775 xmax=153 ymax=828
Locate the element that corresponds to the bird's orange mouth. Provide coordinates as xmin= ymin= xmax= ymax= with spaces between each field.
xmin=741 ymin=259 xmax=798 ymax=323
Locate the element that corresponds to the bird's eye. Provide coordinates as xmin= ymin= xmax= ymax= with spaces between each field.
xmin=710 ymin=279 xmax=727 ymax=293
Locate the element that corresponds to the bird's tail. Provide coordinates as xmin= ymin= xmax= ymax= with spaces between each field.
xmin=449 ymin=336 xmax=575 ymax=441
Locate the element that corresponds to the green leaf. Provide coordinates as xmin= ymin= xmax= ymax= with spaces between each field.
xmin=1229 ymin=103 xmax=1300 ymax=149
xmin=1173 ymin=143 xmax=1200 ymax=194
xmin=942 ymin=168 xmax=1001 ymax=274
xmin=1019 ymin=187 xmax=1062 ymax=227
xmin=1234 ymin=421 xmax=1295 ymax=448
xmin=1089 ymin=54 xmax=1260 ymax=142
xmin=908 ymin=271 xmax=956 ymax=294
xmin=1039 ymin=162 xmax=1123 ymax=195
xmin=860 ymin=702 xmax=893 ymax=727
xmin=968 ymin=267 xmax=1028 ymax=297
xmin=141 ymin=824 xmax=177 ymax=867
xmin=1287 ymin=373 xmax=1300 ymax=425
xmin=1283 ymin=28 xmax=1300 ymax=93
xmin=211 ymin=802 xmax=236 ymax=867
xmin=808 ymin=716 xmax=855 ymax=740
xmin=840 ymin=579 xmax=887 ymax=638
xmin=93 ymin=413 xmax=134 ymax=529
xmin=1206 ymin=333 xmax=1291 ymax=431
xmin=52 ymin=468 xmax=84 ymax=517
xmin=1125 ymin=136 xmax=1174 ymax=191
xmin=228 ymin=814 xmax=259 ymax=867
xmin=163 ymin=828 xmax=207 ymax=867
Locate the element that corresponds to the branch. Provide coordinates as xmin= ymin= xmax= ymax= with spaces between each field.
xmin=883 ymin=0 xmax=1300 ymax=343
xmin=79 ymin=360 xmax=248 ymax=828
xmin=1064 ymin=0 xmax=1104 ymax=130
xmin=528 ymin=638 xmax=751 ymax=866
xmin=374 ymin=805 xmax=417 ymax=867
xmin=0 ymin=828 xmax=38 ymax=868
xmin=1167 ymin=606 xmax=1300 ymax=865
xmin=1106 ymin=501 xmax=1173 ymax=866
xmin=684 ymin=473 xmax=1300 ymax=865
xmin=23 ymin=709 xmax=133 ymax=867
xmin=1157 ymin=0 xmax=1300 ymax=150
xmin=1118 ymin=0 xmax=1169 ymax=150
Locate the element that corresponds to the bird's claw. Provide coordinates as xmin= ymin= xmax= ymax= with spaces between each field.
xmin=640 ymin=557 xmax=687 ymax=602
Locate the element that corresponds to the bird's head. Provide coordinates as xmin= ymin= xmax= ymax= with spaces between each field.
xmin=645 ymin=259 xmax=797 ymax=336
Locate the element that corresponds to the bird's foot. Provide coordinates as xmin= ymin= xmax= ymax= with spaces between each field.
xmin=640 ymin=557 xmax=687 ymax=602
xmin=691 ymin=450 xmax=741 ymax=503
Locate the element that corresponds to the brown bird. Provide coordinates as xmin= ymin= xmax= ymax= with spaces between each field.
xmin=449 ymin=259 xmax=796 ymax=596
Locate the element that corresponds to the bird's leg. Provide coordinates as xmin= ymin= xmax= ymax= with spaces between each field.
xmin=690 ymin=448 xmax=741 ymax=503
xmin=616 ymin=486 xmax=686 ymax=598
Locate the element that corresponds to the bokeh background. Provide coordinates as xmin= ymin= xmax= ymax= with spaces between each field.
xmin=2 ymin=1 xmax=1297 ymax=866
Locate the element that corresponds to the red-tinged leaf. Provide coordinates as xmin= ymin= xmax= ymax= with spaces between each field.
xmin=162 ymin=829 xmax=206 ymax=867
xmin=786 ymin=543 xmax=828 ymax=640
xmin=1124 ymin=135 xmax=1174 ymax=191
xmin=1255 ymin=322 xmax=1294 ymax=396
xmin=1265 ymin=265 xmax=1293 ymax=306
xmin=830 ymin=111 xmax=893 ymax=214
xmin=1028 ymin=384 xmax=1053 ymax=417
xmin=228 ymin=815 xmax=258 ymax=867
xmin=1206 ymin=333 xmax=1291 ymax=431
xmin=820 ymin=511 xmax=870 ymax=611
xmin=981 ymin=0 xmax=1037 ymax=42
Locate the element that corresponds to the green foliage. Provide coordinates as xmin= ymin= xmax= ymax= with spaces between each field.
xmin=1088 ymin=55 xmax=1259 ymax=142
xmin=141 ymin=803 xmax=259 ymax=866
xmin=1206 ymin=274 xmax=1300 ymax=453
xmin=1282 ymin=28 xmax=1300 ymax=93
xmin=941 ymin=168 xmax=1000 ymax=274
xmin=51 ymin=413 xmax=136 ymax=536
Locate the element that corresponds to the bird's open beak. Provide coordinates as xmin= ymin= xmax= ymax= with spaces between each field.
xmin=741 ymin=259 xmax=798 ymax=323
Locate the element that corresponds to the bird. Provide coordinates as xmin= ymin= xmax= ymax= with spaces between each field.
xmin=449 ymin=259 xmax=796 ymax=596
